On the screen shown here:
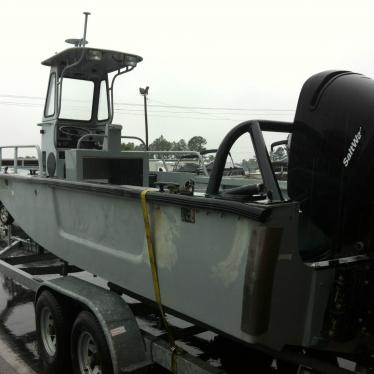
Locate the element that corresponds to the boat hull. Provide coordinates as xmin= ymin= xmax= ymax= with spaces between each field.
xmin=0 ymin=174 xmax=334 ymax=350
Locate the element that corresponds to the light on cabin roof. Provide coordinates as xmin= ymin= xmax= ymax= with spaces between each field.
xmin=125 ymin=56 xmax=138 ymax=67
xmin=87 ymin=49 xmax=102 ymax=61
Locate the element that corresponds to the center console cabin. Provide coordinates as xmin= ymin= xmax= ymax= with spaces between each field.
xmin=39 ymin=47 xmax=148 ymax=186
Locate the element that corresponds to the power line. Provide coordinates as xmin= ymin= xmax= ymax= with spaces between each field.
xmin=0 ymin=93 xmax=294 ymax=113
xmin=115 ymin=112 xmax=291 ymax=123
xmin=117 ymin=101 xmax=294 ymax=112
xmin=0 ymin=94 xmax=44 ymax=101
xmin=0 ymin=100 xmax=238 ymax=121
xmin=148 ymin=97 xmax=294 ymax=112
xmin=116 ymin=107 xmax=236 ymax=121
xmin=0 ymin=100 xmax=293 ymax=122
xmin=114 ymin=111 xmax=238 ymax=122
xmin=147 ymin=98 xmax=239 ymax=121
xmin=0 ymin=101 xmax=42 ymax=108
xmin=117 ymin=107 xmax=293 ymax=117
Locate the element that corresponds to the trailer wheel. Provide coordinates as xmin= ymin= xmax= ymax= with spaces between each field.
xmin=71 ymin=311 xmax=113 ymax=374
xmin=0 ymin=204 xmax=13 ymax=225
xmin=36 ymin=290 xmax=71 ymax=374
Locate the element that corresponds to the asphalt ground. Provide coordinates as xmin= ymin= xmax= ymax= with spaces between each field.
xmin=0 ymin=336 xmax=37 ymax=374
xmin=0 ymin=274 xmax=41 ymax=374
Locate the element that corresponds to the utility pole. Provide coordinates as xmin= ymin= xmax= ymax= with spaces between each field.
xmin=139 ymin=86 xmax=149 ymax=150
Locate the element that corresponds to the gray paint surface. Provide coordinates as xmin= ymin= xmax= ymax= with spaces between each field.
xmin=0 ymin=174 xmax=334 ymax=350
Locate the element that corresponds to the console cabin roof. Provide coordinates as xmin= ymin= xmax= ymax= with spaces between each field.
xmin=41 ymin=47 xmax=143 ymax=79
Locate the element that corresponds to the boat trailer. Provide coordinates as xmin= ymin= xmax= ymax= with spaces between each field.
xmin=0 ymin=228 xmax=367 ymax=374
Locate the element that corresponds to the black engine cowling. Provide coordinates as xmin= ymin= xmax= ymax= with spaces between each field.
xmin=288 ymin=70 xmax=374 ymax=259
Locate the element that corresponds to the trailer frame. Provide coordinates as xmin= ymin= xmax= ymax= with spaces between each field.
xmin=0 ymin=228 xmax=367 ymax=374
xmin=0 ymin=230 xmax=232 ymax=374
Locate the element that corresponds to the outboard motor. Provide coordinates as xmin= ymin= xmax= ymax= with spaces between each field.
xmin=288 ymin=70 xmax=374 ymax=260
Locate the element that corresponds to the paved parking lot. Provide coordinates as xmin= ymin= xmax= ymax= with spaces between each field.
xmin=0 ymin=336 xmax=37 ymax=374
xmin=0 ymin=275 xmax=41 ymax=373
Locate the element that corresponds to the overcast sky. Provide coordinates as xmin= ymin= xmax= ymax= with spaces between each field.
xmin=1 ymin=0 xmax=374 ymax=159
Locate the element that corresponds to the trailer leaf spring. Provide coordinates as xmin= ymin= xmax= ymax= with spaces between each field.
xmin=140 ymin=189 xmax=178 ymax=373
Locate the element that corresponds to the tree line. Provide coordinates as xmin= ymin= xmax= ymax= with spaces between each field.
xmin=121 ymin=135 xmax=208 ymax=153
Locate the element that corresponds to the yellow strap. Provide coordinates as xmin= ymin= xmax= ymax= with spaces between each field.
xmin=140 ymin=189 xmax=178 ymax=373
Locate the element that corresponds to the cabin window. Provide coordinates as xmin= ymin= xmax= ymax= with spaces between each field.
xmin=97 ymin=80 xmax=109 ymax=121
xmin=44 ymin=73 xmax=56 ymax=117
xmin=59 ymin=78 xmax=94 ymax=121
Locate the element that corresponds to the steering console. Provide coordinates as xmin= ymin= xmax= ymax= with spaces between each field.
xmin=59 ymin=126 xmax=90 ymax=138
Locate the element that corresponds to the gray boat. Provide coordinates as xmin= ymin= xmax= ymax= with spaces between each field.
xmin=1 ymin=14 xmax=374 ymax=362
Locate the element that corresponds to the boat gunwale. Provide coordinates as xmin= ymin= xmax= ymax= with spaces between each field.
xmin=0 ymin=174 xmax=285 ymax=222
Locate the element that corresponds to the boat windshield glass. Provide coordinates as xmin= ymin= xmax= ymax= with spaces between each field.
xmin=44 ymin=73 xmax=56 ymax=117
xmin=97 ymin=80 xmax=109 ymax=121
xmin=59 ymin=78 xmax=94 ymax=121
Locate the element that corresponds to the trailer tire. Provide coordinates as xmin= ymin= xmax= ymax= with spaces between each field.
xmin=0 ymin=204 xmax=14 ymax=225
xmin=71 ymin=311 xmax=113 ymax=374
xmin=36 ymin=290 xmax=71 ymax=374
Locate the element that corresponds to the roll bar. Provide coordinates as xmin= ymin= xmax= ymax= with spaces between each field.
xmin=206 ymin=120 xmax=292 ymax=201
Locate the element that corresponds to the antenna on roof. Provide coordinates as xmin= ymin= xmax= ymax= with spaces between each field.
xmin=82 ymin=12 xmax=90 ymax=47
xmin=65 ymin=12 xmax=91 ymax=47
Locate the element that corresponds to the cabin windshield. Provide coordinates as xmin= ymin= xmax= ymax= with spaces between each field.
xmin=59 ymin=78 xmax=94 ymax=121
xmin=97 ymin=80 xmax=109 ymax=121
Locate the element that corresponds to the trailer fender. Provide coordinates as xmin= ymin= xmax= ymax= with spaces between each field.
xmin=36 ymin=276 xmax=149 ymax=374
